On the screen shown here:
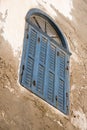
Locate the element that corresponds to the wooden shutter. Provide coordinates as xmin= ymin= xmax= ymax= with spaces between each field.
xmin=20 ymin=24 xmax=69 ymax=115
xmin=21 ymin=27 xmax=37 ymax=89
xmin=36 ymin=36 xmax=47 ymax=96
xmin=58 ymin=52 xmax=66 ymax=113
xmin=47 ymin=44 xmax=56 ymax=103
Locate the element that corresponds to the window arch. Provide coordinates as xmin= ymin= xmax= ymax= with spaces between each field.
xmin=20 ymin=8 xmax=71 ymax=115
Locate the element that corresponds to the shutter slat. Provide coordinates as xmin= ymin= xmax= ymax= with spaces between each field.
xmin=28 ymin=29 xmax=37 ymax=57
xmin=47 ymin=72 xmax=55 ymax=102
xmin=49 ymin=44 xmax=56 ymax=72
xmin=39 ymin=37 xmax=47 ymax=64
xmin=37 ymin=65 xmax=44 ymax=94
xmin=23 ymin=57 xmax=34 ymax=87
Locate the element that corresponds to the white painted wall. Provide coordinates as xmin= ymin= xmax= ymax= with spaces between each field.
xmin=0 ymin=0 xmax=73 ymax=56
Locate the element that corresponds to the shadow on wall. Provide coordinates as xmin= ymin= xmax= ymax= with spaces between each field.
xmin=0 ymin=11 xmax=19 ymax=91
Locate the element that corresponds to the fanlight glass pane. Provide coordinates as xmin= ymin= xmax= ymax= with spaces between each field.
xmin=30 ymin=15 xmax=62 ymax=45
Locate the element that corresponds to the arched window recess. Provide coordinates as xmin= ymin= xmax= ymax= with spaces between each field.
xmin=20 ymin=8 xmax=71 ymax=115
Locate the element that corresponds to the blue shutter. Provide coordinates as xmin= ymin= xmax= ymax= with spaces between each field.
xmin=47 ymin=72 xmax=55 ymax=102
xmin=36 ymin=36 xmax=47 ymax=96
xmin=58 ymin=52 xmax=66 ymax=113
xmin=22 ymin=57 xmax=34 ymax=87
xmin=39 ymin=37 xmax=47 ymax=64
xmin=20 ymin=24 xmax=69 ymax=115
xmin=37 ymin=65 xmax=45 ymax=94
xmin=28 ymin=29 xmax=37 ymax=57
xmin=47 ymin=44 xmax=56 ymax=103
xmin=49 ymin=44 xmax=56 ymax=72
xmin=21 ymin=27 xmax=37 ymax=89
xmin=58 ymin=79 xmax=65 ymax=110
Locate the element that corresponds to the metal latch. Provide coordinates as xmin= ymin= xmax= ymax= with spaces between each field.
xmin=33 ymin=80 xmax=36 ymax=86
xmin=21 ymin=65 xmax=25 ymax=75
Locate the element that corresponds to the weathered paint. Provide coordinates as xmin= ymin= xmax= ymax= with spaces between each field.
xmin=20 ymin=9 xmax=71 ymax=114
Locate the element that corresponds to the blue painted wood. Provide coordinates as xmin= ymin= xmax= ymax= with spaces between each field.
xmin=36 ymin=36 xmax=47 ymax=97
xmin=21 ymin=26 xmax=37 ymax=90
xmin=31 ymin=28 xmax=40 ymax=93
xmin=58 ymin=51 xmax=66 ymax=114
xmin=47 ymin=44 xmax=56 ymax=103
xmin=43 ymin=38 xmax=50 ymax=100
xmin=37 ymin=65 xmax=45 ymax=95
xmin=20 ymin=24 xmax=70 ymax=115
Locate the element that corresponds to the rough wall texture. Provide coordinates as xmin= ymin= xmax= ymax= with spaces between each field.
xmin=0 ymin=0 xmax=87 ymax=130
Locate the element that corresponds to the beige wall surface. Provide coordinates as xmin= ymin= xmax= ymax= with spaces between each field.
xmin=0 ymin=0 xmax=87 ymax=130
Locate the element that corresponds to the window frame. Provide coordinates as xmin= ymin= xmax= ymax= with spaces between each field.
xmin=19 ymin=8 xmax=71 ymax=115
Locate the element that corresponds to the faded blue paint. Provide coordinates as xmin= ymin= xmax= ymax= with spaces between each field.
xmin=19 ymin=8 xmax=71 ymax=115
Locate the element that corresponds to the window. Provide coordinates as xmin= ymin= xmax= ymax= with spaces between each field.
xmin=19 ymin=8 xmax=71 ymax=115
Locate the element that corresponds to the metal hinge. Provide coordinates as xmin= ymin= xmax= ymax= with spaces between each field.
xmin=21 ymin=65 xmax=25 ymax=76
xmin=57 ymin=51 xmax=60 ymax=56
xmin=38 ymin=37 xmax=40 ymax=43
xmin=26 ymin=34 xmax=29 ymax=39
xmin=66 ymin=105 xmax=69 ymax=112
xmin=66 ymin=92 xmax=69 ymax=113
xmin=66 ymin=66 xmax=69 ymax=70
xmin=20 ymin=65 xmax=25 ymax=83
